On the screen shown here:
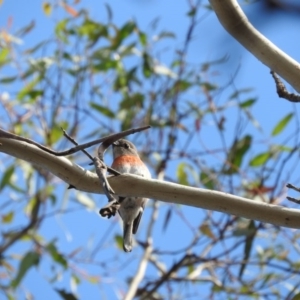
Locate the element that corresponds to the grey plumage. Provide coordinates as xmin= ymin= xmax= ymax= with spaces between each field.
xmin=112 ymin=139 xmax=151 ymax=252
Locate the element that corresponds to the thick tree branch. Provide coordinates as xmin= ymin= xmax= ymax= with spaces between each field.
xmin=1 ymin=135 xmax=300 ymax=229
xmin=209 ymin=0 xmax=300 ymax=92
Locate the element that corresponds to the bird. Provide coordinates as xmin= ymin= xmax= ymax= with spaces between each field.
xmin=111 ymin=139 xmax=151 ymax=252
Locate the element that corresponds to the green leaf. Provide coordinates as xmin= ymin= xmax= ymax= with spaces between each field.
xmin=78 ymin=19 xmax=108 ymax=46
xmin=55 ymin=19 xmax=69 ymax=42
xmin=118 ymin=42 xmax=136 ymax=57
xmin=91 ymin=48 xmax=111 ymax=61
xmin=50 ymin=194 xmax=57 ymax=206
xmin=46 ymin=242 xmax=68 ymax=268
xmin=139 ymin=32 xmax=147 ymax=46
xmin=177 ymin=163 xmax=189 ymax=185
xmin=43 ymin=2 xmax=52 ymax=16
xmin=111 ymin=21 xmax=136 ymax=49
xmin=120 ymin=93 xmax=144 ymax=110
xmin=238 ymin=220 xmax=256 ymax=279
xmin=115 ymin=235 xmax=123 ymax=250
xmin=229 ymin=88 xmax=253 ymax=100
xmin=56 ymin=289 xmax=78 ymax=300
xmin=16 ymin=20 xmax=35 ymax=37
xmin=114 ymin=74 xmax=127 ymax=91
xmin=156 ymin=31 xmax=176 ymax=40
xmin=48 ymin=122 xmax=68 ymax=144
xmin=0 ymin=47 xmax=10 ymax=68
xmin=0 ymin=76 xmax=17 ymax=84
xmin=21 ymin=67 xmax=37 ymax=79
xmin=1 ymin=211 xmax=14 ymax=224
xmin=224 ymin=135 xmax=252 ymax=174
xmin=201 ymin=82 xmax=217 ymax=91
xmin=273 ymin=144 xmax=291 ymax=152
xmin=272 ymin=113 xmax=293 ymax=136
xmin=187 ymin=8 xmax=197 ymax=17
xmin=11 ymin=251 xmax=40 ymax=288
xmin=119 ymin=21 xmax=136 ymax=39
xmin=26 ymin=90 xmax=44 ymax=100
xmin=249 ymin=152 xmax=270 ymax=167
xmin=0 ymin=165 xmax=15 ymax=191
xmin=92 ymin=60 xmax=118 ymax=72
xmin=142 ymin=52 xmax=153 ymax=78
xmin=104 ymin=3 xmax=113 ymax=21
xmin=24 ymin=197 xmax=39 ymax=217
xmin=162 ymin=208 xmax=172 ymax=232
xmin=239 ymin=98 xmax=256 ymax=108
xmin=17 ymin=77 xmax=41 ymax=101
xmin=174 ymin=80 xmax=192 ymax=92
xmin=292 ymin=293 xmax=300 ymax=300
xmin=25 ymin=41 xmax=48 ymax=54
xmin=87 ymin=275 xmax=99 ymax=284
xmin=90 ymin=103 xmax=115 ymax=118
xmin=199 ymin=223 xmax=215 ymax=239
xmin=200 ymin=171 xmax=216 ymax=190
xmin=187 ymin=264 xmax=195 ymax=275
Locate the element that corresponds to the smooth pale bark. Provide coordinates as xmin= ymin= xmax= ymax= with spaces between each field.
xmin=209 ymin=0 xmax=300 ymax=92
xmin=0 ymin=135 xmax=299 ymax=229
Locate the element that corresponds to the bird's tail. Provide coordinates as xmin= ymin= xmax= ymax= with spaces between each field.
xmin=123 ymin=222 xmax=133 ymax=252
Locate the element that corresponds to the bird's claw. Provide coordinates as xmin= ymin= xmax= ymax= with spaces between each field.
xmin=99 ymin=200 xmax=121 ymax=218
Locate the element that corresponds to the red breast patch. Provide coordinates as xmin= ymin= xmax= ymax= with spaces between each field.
xmin=111 ymin=155 xmax=143 ymax=169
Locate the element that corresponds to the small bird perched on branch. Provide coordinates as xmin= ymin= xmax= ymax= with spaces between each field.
xmin=112 ymin=139 xmax=151 ymax=252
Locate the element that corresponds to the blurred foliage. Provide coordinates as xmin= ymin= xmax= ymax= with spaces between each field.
xmin=1 ymin=1 xmax=300 ymax=300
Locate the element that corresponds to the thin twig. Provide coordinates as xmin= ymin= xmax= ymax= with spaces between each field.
xmin=62 ymin=128 xmax=94 ymax=161
xmin=286 ymin=183 xmax=300 ymax=193
xmin=95 ymin=155 xmax=120 ymax=218
xmin=62 ymin=129 xmax=121 ymax=212
xmin=62 ymin=128 xmax=120 ymax=175
xmin=0 ymin=125 xmax=151 ymax=157
xmin=286 ymin=197 xmax=300 ymax=205
xmin=0 ymin=195 xmax=41 ymax=256
xmin=94 ymin=157 xmax=116 ymax=199
xmin=286 ymin=183 xmax=300 ymax=205
xmin=270 ymin=71 xmax=300 ymax=102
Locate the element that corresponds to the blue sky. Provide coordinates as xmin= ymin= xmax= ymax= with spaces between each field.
xmin=1 ymin=0 xmax=300 ymax=299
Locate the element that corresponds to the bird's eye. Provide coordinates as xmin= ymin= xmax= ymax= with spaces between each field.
xmin=124 ymin=143 xmax=130 ymax=149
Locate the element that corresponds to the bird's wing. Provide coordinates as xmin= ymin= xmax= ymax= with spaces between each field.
xmin=132 ymin=208 xmax=143 ymax=234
